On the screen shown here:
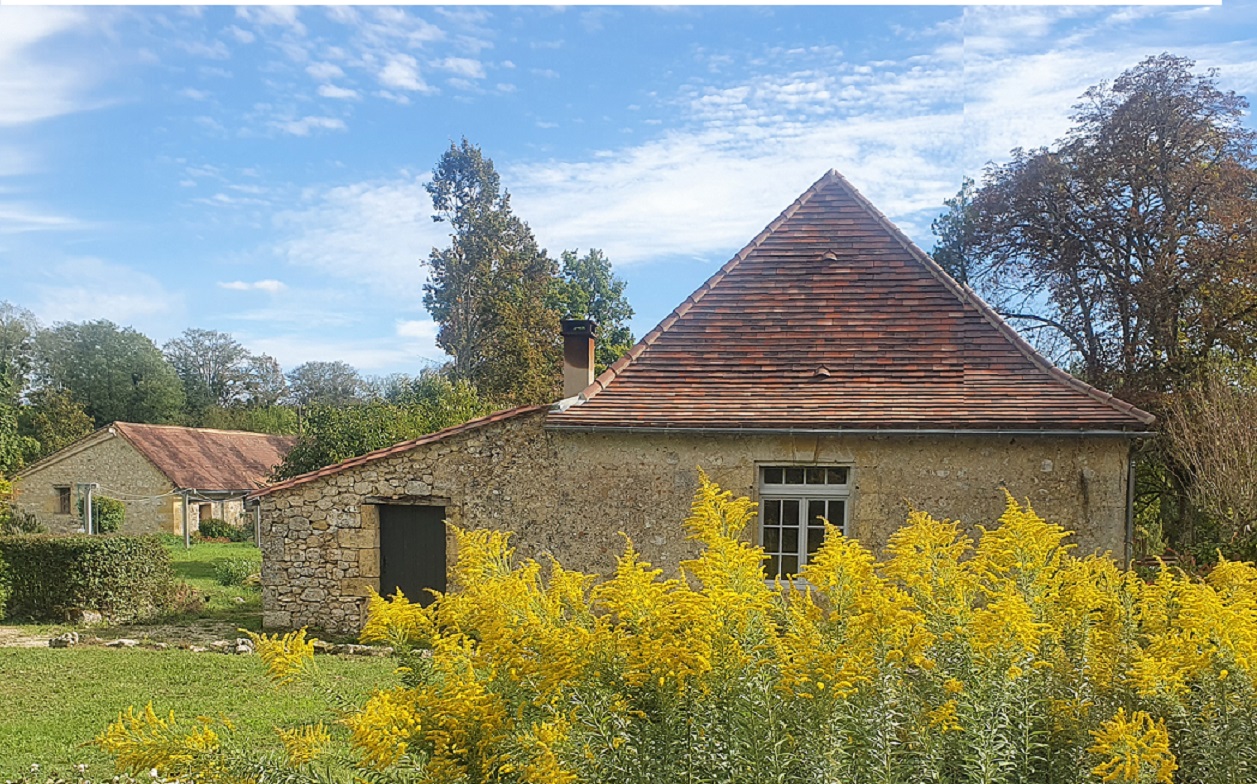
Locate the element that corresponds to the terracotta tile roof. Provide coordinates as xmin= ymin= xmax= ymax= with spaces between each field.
xmin=248 ymin=405 xmax=546 ymax=498
xmin=112 ymin=422 xmax=297 ymax=491
xmin=548 ymin=170 xmax=1155 ymax=433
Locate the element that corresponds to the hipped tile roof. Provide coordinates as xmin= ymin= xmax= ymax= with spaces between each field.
xmin=547 ymin=170 xmax=1154 ymax=433
xmin=112 ymin=422 xmax=297 ymax=491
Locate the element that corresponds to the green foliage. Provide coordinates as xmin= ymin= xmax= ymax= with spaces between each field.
xmin=0 ymin=535 xmax=176 ymax=621
xmin=162 ymin=328 xmax=252 ymax=414
xmin=198 ymin=517 xmax=250 ymax=542
xmin=286 ymin=361 xmax=364 ymax=407
xmin=423 ymin=138 xmax=562 ymax=406
xmin=196 ymin=404 xmax=298 ymax=435
xmin=35 ymin=320 xmax=184 ymax=427
xmin=0 ymin=400 xmax=38 ymax=476
xmin=930 ymin=176 xmax=976 ymax=285
xmin=0 ymin=301 xmax=39 ymax=401
xmin=948 ymin=55 xmax=1257 ymax=407
xmin=554 ymin=248 xmax=636 ymax=372
xmin=275 ymin=374 xmax=491 ymax=479
xmin=16 ymin=387 xmax=94 ymax=463
xmin=213 ymin=558 xmax=257 ymax=586
xmin=76 ymin=495 xmax=124 ymax=535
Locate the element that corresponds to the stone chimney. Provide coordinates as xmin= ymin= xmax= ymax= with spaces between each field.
xmin=560 ymin=319 xmax=597 ymax=398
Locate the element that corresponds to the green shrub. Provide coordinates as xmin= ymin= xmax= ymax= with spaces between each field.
xmin=0 ymin=535 xmax=176 ymax=621
xmin=197 ymin=517 xmax=250 ymax=542
xmin=76 ymin=495 xmax=125 ymax=534
xmin=213 ymin=557 xmax=257 ymax=586
xmin=0 ymin=506 xmax=45 ymax=535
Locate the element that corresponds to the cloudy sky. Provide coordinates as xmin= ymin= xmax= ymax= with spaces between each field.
xmin=2 ymin=4 xmax=1256 ymax=375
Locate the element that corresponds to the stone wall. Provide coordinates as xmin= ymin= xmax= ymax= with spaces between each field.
xmin=13 ymin=432 xmax=179 ymax=534
xmin=259 ymin=410 xmax=1133 ymax=632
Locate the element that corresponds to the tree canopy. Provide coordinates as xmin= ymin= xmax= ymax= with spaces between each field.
xmin=35 ymin=320 xmax=185 ymax=427
xmin=423 ymin=139 xmax=562 ymax=406
xmin=286 ymin=361 xmax=365 ymax=408
xmin=940 ymin=54 xmax=1257 ymax=408
xmin=554 ymin=248 xmax=636 ymax=372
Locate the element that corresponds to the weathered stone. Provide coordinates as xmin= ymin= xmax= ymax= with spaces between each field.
xmin=337 ymin=527 xmax=376 ymax=549
xmin=343 ymin=643 xmax=394 ymax=657
xmin=234 ymin=638 xmax=254 ymax=655
xmin=106 ymin=638 xmax=140 ymax=648
xmin=49 ymin=632 xmax=79 ymax=648
xmin=209 ymin=640 xmax=233 ymax=653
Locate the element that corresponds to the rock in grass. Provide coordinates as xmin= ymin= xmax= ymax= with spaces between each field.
xmin=49 ymin=632 xmax=79 ymax=648
xmin=106 ymin=638 xmax=140 ymax=648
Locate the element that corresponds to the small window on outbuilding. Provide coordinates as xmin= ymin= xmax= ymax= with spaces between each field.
xmin=55 ymin=486 xmax=72 ymax=515
xmin=759 ymin=465 xmax=851 ymax=579
xmin=199 ymin=503 xmax=212 ymax=522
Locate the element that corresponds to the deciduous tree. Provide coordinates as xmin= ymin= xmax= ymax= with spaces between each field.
xmin=17 ymin=387 xmax=94 ymax=461
xmin=286 ymin=361 xmax=364 ymax=408
xmin=948 ymin=54 xmax=1257 ymax=408
xmin=35 ymin=320 xmax=184 ymax=426
xmin=554 ymin=248 xmax=635 ymax=372
xmin=0 ymin=302 xmax=38 ymax=400
xmin=163 ymin=328 xmax=251 ymax=413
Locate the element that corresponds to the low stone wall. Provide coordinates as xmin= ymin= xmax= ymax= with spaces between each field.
xmin=260 ymin=410 xmax=1132 ymax=633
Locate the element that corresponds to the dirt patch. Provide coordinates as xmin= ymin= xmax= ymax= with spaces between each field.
xmin=0 ymin=627 xmax=53 ymax=648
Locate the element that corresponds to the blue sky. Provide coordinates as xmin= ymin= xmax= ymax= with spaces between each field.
xmin=3 ymin=4 xmax=1256 ymax=377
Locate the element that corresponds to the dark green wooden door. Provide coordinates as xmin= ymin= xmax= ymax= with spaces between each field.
xmin=378 ymin=505 xmax=446 ymax=605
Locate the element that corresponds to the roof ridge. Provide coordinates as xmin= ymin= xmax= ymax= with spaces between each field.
xmin=250 ymin=404 xmax=546 ymax=498
xmin=568 ymin=170 xmax=843 ymax=406
xmin=113 ymin=421 xmax=295 ymax=439
xmin=820 ymin=170 xmax=1155 ymax=427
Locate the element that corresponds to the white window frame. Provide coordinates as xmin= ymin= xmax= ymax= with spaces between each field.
xmin=757 ymin=465 xmax=851 ymax=579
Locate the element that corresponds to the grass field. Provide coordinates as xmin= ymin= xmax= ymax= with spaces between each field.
xmin=0 ymin=646 xmax=396 ymax=778
xmin=0 ymin=540 xmax=392 ymax=777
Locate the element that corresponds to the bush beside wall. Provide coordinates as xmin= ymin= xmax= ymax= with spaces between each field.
xmin=0 ymin=535 xmax=175 ymax=621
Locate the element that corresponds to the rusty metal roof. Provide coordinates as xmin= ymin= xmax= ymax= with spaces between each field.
xmin=112 ymin=422 xmax=298 ymax=491
xmin=547 ymin=170 xmax=1154 ymax=433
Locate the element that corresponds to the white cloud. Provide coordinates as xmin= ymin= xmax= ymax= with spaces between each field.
xmin=218 ymin=279 xmax=287 ymax=293
xmin=269 ymin=176 xmax=442 ymax=294
xmin=226 ymin=25 xmax=254 ymax=44
xmin=0 ymin=203 xmax=90 ymax=233
xmin=246 ymin=332 xmax=442 ymax=372
xmin=317 ymin=84 xmax=359 ymax=100
xmin=0 ymin=8 xmax=102 ymax=127
xmin=396 ymin=319 xmax=438 ymax=340
xmin=378 ymin=53 xmax=431 ymax=92
xmin=306 ymin=61 xmax=345 ymax=80
xmin=179 ymin=87 xmax=209 ymax=101
xmin=435 ymin=56 xmax=485 ymax=79
xmin=177 ymin=39 xmax=231 ymax=60
xmin=272 ymin=115 xmax=347 ymax=136
xmin=29 ymin=257 xmax=182 ymax=326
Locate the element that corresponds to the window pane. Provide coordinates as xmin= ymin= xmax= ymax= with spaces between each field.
xmin=765 ymin=500 xmax=781 ymax=526
xmin=827 ymin=467 xmax=849 ymax=485
xmin=767 ymin=555 xmax=781 ymax=578
xmin=782 ymin=499 xmax=800 ymax=526
xmin=784 ymin=467 xmax=804 ymax=484
xmin=763 ymin=467 xmax=783 ymax=484
xmin=830 ymin=500 xmax=846 ymax=529
xmin=808 ymin=500 xmax=826 ymax=525
xmin=782 ymin=527 xmax=799 ymax=553
xmin=764 ymin=527 xmax=780 ymax=552
xmin=805 ymin=467 xmax=825 ymax=484
xmin=807 ymin=527 xmax=825 ymax=554
xmin=781 ymin=555 xmax=798 ymax=576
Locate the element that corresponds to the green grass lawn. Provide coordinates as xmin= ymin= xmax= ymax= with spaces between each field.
xmin=166 ymin=540 xmax=263 ymax=630
xmin=0 ymin=646 xmax=397 ymax=778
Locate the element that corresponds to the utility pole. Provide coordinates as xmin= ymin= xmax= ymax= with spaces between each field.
xmin=76 ymin=482 xmax=98 ymax=534
xmin=181 ymin=490 xmax=191 ymax=550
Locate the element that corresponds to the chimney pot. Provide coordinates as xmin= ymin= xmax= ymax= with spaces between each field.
xmin=561 ymin=319 xmax=597 ymax=398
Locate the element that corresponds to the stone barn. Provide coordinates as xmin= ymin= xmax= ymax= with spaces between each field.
xmin=253 ymin=170 xmax=1154 ymax=633
xmin=14 ymin=422 xmax=296 ymax=535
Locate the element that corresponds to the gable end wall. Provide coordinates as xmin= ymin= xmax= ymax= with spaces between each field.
xmin=13 ymin=434 xmax=179 ymax=534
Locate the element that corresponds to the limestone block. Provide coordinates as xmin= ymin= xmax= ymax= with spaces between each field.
xmin=263 ymin=610 xmax=292 ymax=629
xmin=358 ymin=548 xmax=380 ymax=578
xmin=341 ymin=577 xmax=378 ymax=597
xmin=338 ymin=527 xmax=377 ymax=549
xmin=300 ymin=587 xmax=327 ymax=602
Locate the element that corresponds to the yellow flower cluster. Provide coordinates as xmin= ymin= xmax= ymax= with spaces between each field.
xmin=97 ymin=475 xmax=1257 ymax=783
xmin=94 ymin=704 xmax=242 ymax=782
xmin=1089 ymin=708 xmax=1177 ymax=783
xmin=246 ymin=627 xmax=316 ymax=683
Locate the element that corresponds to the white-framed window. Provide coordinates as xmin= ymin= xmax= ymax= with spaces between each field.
xmin=758 ymin=465 xmax=851 ymax=579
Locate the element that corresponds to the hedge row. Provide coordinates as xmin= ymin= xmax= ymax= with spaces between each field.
xmin=0 ymin=535 xmax=176 ymax=621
